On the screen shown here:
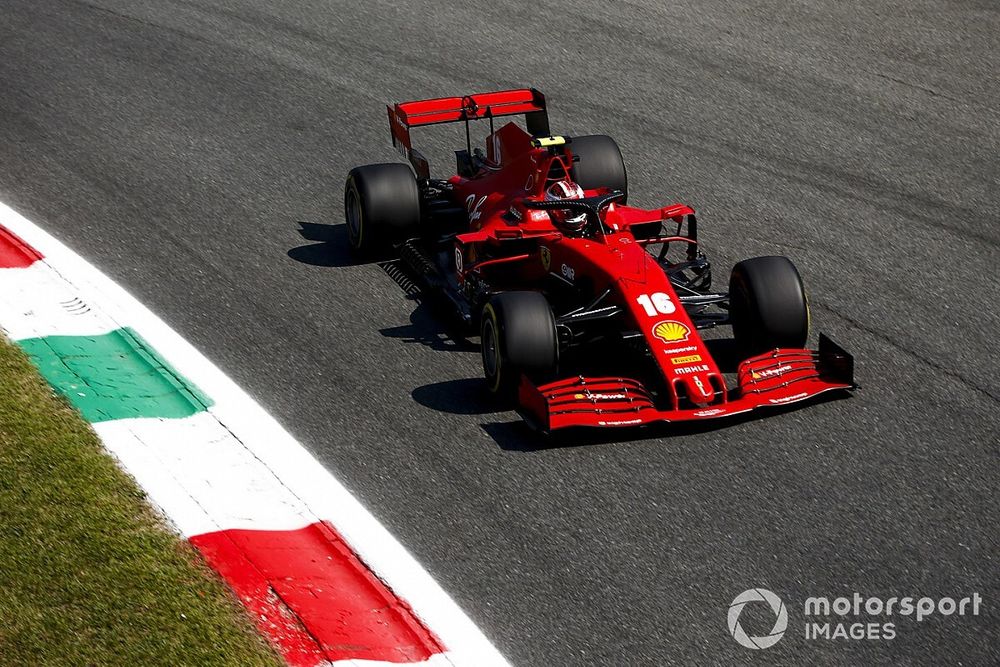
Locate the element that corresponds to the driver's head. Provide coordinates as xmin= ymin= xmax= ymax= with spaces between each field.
xmin=545 ymin=180 xmax=587 ymax=234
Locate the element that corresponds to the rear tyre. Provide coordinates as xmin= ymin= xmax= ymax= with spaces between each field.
xmin=344 ymin=163 xmax=420 ymax=254
xmin=480 ymin=292 xmax=558 ymax=399
xmin=570 ymin=135 xmax=628 ymax=203
xmin=729 ymin=256 xmax=809 ymax=356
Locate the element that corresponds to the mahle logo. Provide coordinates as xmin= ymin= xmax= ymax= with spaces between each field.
xmin=728 ymin=588 xmax=788 ymax=649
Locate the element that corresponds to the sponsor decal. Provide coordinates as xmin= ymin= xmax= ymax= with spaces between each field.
xmin=728 ymin=586 xmax=983 ymax=648
xmin=637 ymin=292 xmax=677 ymax=316
xmin=465 ymin=194 xmax=487 ymax=223
xmin=768 ymin=391 xmax=809 ymax=404
xmin=664 ymin=345 xmax=698 ymax=355
xmin=802 ymin=591 xmax=982 ymax=642
xmin=561 ymin=263 xmax=575 ymax=281
xmin=694 ymin=408 xmax=726 ymax=417
xmin=508 ymin=206 xmax=522 ymax=221
xmin=675 ymin=364 xmax=709 ymax=375
xmin=597 ymin=418 xmax=643 ymax=426
xmin=671 ymin=354 xmax=702 ymax=365
xmin=390 ymin=112 xmax=410 ymax=157
xmin=574 ymin=392 xmax=626 ymax=400
xmin=652 ymin=320 xmax=690 ymax=343
xmin=540 ymin=246 xmax=551 ymax=271
xmin=491 ymin=134 xmax=502 ymax=164
xmin=751 ymin=364 xmax=793 ymax=381
xmin=454 ymin=246 xmax=463 ymax=273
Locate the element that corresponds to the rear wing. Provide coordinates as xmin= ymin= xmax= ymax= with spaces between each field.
xmin=387 ymin=88 xmax=550 ymax=171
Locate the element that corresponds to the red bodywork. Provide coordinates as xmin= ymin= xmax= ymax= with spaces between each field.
xmin=388 ymin=89 xmax=854 ymax=431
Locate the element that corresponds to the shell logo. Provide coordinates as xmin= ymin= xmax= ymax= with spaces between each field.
xmin=652 ymin=320 xmax=690 ymax=343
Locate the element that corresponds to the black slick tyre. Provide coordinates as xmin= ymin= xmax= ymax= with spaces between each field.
xmin=480 ymin=291 xmax=558 ymax=400
xmin=344 ymin=163 xmax=420 ymax=254
xmin=570 ymin=135 xmax=628 ymax=203
xmin=729 ymin=255 xmax=810 ymax=357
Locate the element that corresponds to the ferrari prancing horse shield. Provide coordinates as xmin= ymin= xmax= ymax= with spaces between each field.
xmin=540 ymin=246 xmax=551 ymax=271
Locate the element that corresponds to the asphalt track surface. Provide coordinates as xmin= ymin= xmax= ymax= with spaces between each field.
xmin=2 ymin=1 xmax=998 ymax=664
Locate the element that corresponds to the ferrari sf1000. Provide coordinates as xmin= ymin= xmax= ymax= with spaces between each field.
xmin=345 ymin=88 xmax=855 ymax=431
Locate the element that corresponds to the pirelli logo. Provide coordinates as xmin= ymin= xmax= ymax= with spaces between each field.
xmin=671 ymin=354 xmax=702 ymax=365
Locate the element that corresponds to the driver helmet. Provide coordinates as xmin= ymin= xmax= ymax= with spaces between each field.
xmin=545 ymin=180 xmax=587 ymax=233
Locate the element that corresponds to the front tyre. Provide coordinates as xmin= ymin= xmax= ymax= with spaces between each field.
xmin=344 ymin=163 xmax=420 ymax=254
xmin=729 ymin=256 xmax=809 ymax=357
xmin=481 ymin=292 xmax=558 ymax=400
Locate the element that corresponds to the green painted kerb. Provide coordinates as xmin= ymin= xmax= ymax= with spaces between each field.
xmin=18 ymin=328 xmax=212 ymax=423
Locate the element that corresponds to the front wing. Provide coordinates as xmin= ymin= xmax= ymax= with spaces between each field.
xmin=518 ymin=334 xmax=855 ymax=432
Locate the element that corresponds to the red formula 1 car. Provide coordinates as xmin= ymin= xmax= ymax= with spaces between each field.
xmin=345 ymin=88 xmax=855 ymax=431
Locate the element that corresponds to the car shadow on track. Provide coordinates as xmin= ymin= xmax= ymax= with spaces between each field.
xmin=376 ymin=263 xmax=478 ymax=354
xmin=288 ymin=220 xmax=477 ymax=352
xmin=288 ymin=222 xmax=368 ymax=267
xmin=411 ymin=378 xmax=506 ymax=416
xmin=288 ymin=220 xmax=476 ymax=352
xmin=379 ymin=304 xmax=477 ymax=354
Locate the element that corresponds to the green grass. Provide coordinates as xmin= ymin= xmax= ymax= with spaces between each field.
xmin=0 ymin=336 xmax=282 ymax=666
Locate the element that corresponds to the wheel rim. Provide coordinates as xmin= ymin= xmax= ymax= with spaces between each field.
xmin=345 ymin=187 xmax=363 ymax=245
xmin=482 ymin=319 xmax=500 ymax=382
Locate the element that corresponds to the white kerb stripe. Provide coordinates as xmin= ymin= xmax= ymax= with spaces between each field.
xmin=0 ymin=262 xmax=120 ymax=340
xmin=94 ymin=415 xmax=316 ymax=537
